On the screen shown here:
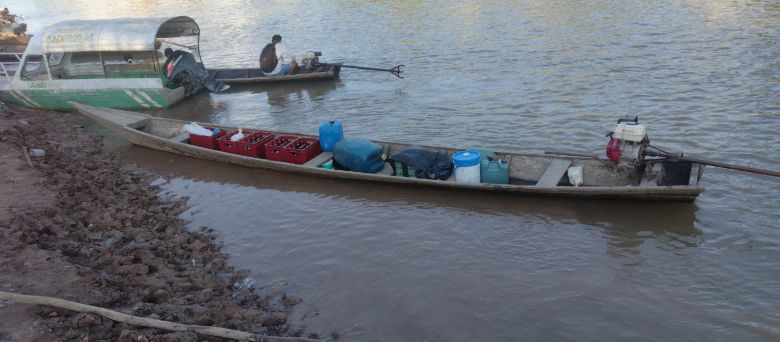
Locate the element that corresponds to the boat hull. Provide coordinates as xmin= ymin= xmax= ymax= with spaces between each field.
xmin=0 ymin=86 xmax=185 ymax=110
xmin=72 ymin=103 xmax=705 ymax=202
xmin=208 ymin=64 xmax=341 ymax=85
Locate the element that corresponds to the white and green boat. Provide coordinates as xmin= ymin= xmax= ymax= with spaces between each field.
xmin=0 ymin=16 xmax=204 ymax=110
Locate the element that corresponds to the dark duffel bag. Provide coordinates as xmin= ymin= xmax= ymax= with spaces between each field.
xmin=388 ymin=147 xmax=453 ymax=180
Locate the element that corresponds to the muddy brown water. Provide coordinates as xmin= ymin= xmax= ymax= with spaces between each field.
xmin=15 ymin=0 xmax=780 ymax=340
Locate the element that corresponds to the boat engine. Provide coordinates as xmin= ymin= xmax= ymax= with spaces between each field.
xmin=606 ymin=116 xmax=649 ymax=165
xmin=300 ymin=51 xmax=322 ymax=71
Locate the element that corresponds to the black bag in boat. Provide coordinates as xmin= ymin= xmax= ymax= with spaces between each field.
xmin=388 ymin=147 xmax=453 ymax=180
xmin=259 ymin=43 xmax=278 ymax=73
xmin=165 ymin=51 xmax=228 ymax=94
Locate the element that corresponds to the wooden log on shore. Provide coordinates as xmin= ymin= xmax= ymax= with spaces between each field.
xmin=0 ymin=291 xmax=322 ymax=342
xmin=21 ymin=145 xmax=33 ymax=168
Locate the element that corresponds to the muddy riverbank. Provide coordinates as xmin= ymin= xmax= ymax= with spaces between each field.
xmin=0 ymin=105 xmax=325 ymax=341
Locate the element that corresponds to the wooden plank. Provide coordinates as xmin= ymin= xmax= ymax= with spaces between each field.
xmin=536 ymin=159 xmax=572 ymax=186
xmin=170 ymin=132 xmax=190 ymax=143
xmin=302 ymin=152 xmax=333 ymax=167
xmin=127 ymin=118 xmax=149 ymax=130
xmin=377 ymin=163 xmax=394 ymax=176
xmin=689 ymin=163 xmax=701 ymax=185
xmin=640 ymin=162 xmax=663 ymax=187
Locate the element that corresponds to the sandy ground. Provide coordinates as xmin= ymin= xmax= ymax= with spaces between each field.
xmin=0 ymin=105 xmax=322 ymax=341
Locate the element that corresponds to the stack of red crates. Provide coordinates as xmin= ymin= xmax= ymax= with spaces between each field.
xmin=189 ymin=127 xmax=225 ymax=150
xmin=265 ymin=135 xmax=321 ymax=164
xmin=190 ymin=128 xmax=320 ymax=165
xmin=217 ymin=130 xmax=243 ymax=154
xmin=285 ymin=137 xmax=321 ymax=164
xmin=265 ymin=135 xmax=297 ymax=162
xmin=237 ymin=131 xmax=275 ymax=158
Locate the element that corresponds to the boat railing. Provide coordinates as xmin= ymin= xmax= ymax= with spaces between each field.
xmin=0 ymin=52 xmax=23 ymax=82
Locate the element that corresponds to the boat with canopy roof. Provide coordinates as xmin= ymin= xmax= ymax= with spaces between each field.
xmin=0 ymin=16 xmax=207 ymax=110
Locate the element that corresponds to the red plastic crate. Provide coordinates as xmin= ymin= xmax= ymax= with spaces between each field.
xmin=265 ymin=135 xmax=298 ymax=162
xmin=189 ymin=128 xmax=225 ymax=150
xmin=217 ymin=130 xmax=246 ymax=154
xmin=284 ymin=137 xmax=321 ymax=165
xmin=237 ymin=131 xmax=275 ymax=158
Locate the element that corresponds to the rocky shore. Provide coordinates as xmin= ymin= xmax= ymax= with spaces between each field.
xmin=0 ymin=105 xmax=320 ymax=341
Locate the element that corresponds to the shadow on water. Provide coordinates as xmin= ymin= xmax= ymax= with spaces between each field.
xmin=143 ymin=80 xmax=342 ymax=124
xmin=145 ymin=91 xmax=227 ymax=123
xmin=229 ymin=79 xmax=340 ymax=99
xmin=254 ymin=80 xmax=340 ymax=109
xmin=118 ymin=144 xmax=702 ymax=245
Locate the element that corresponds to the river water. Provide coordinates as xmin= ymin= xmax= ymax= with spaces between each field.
xmin=13 ymin=0 xmax=780 ymax=340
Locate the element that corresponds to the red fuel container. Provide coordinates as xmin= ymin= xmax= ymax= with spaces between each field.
xmin=284 ymin=137 xmax=321 ymax=164
xmin=189 ymin=128 xmax=225 ymax=150
xmin=237 ymin=131 xmax=275 ymax=158
xmin=217 ymin=130 xmax=243 ymax=154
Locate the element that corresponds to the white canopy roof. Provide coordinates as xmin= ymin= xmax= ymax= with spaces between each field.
xmin=25 ymin=16 xmax=199 ymax=54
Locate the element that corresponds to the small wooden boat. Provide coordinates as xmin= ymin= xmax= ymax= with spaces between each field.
xmin=72 ymin=102 xmax=705 ymax=202
xmin=208 ymin=64 xmax=341 ymax=85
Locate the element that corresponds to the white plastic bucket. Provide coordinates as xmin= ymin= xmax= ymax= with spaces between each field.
xmin=452 ymin=151 xmax=481 ymax=184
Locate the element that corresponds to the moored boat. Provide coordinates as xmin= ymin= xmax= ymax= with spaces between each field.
xmin=71 ymin=102 xmax=705 ymax=202
xmin=208 ymin=64 xmax=341 ymax=85
xmin=0 ymin=16 xmax=210 ymax=110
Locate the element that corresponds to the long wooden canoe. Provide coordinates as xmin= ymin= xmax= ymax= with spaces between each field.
xmin=71 ymin=102 xmax=705 ymax=202
xmin=207 ymin=64 xmax=341 ymax=85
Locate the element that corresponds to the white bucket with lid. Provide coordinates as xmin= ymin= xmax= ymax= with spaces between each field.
xmin=452 ymin=150 xmax=481 ymax=184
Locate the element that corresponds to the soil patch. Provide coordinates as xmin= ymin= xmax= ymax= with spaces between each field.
xmin=0 ymin=105 xmax=323 ymax=341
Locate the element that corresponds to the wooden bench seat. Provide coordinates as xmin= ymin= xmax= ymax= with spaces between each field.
xmin=303 ymin=152 xmax=333 ymax=167
xmin=640 ymin=162 xmax=663 ymax=187
xmin=535 ymin=159 xmax=572 ymax=186
xmin=170 ymin=132 xmax=190 ymax=142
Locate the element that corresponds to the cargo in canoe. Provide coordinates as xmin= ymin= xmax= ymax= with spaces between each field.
xmin=71 ymin=102 xmax=705 ymax=202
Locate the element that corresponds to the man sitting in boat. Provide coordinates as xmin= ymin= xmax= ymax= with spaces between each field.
xmin=0 ymin=8 xmax=13 ymax=24
xmin=163 ymin=48 xmax=229 ymax=95
xmin=0 ymin=8 xmax=25 ymax=35
xmin=259 ymin=34 xmax=298 ymax=76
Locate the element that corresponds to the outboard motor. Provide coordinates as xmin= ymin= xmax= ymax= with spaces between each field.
xmin=606 ymin=116 xmax=649 ymax=165
xmin=165 ymin=50 xmax=229 ymax=95
xmin=300 ymin=51 xmax=322 ymax=71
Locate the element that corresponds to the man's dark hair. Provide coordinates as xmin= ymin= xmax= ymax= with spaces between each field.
xmin=164 ymin=48 xmax=173 ymax=56
xmin=272 ymin=34 xmax=282 ymax=43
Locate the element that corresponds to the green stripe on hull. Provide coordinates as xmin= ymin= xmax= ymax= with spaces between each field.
xmin=0 ymin=88 xmax=180 ymax=110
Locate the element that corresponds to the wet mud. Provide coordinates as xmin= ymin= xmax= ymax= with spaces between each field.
xmin=0 ymin=105 xmax=322 ymax=341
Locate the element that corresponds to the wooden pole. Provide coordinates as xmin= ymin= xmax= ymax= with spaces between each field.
xmin=0 ymin=291 xmax=322 ymax=342
xmin=547 ymin=150 xmax=780 ymax=178
xmin=644 ymin=151 xmax=780 ymax=178
xmin=543 ymin=151 xmax=615 ymax=167
xmin=21 ymin=145 xmax=33 ymax=168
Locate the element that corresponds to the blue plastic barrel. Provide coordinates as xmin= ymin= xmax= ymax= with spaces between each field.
xmin=333 ymin=138 xmax=385 ymax=173
xmin=319 ymin=120 xmax=343 ymax=152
